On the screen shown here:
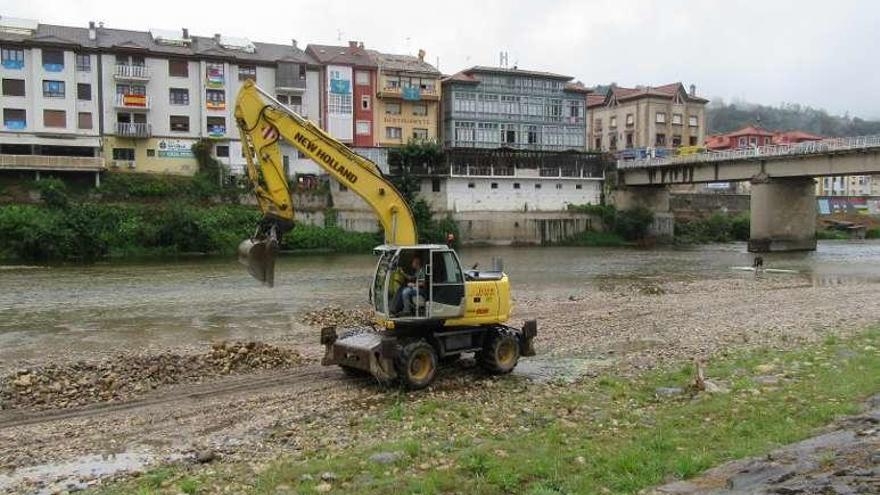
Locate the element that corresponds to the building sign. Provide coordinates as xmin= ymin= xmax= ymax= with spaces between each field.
xmin=402 ymin=87 xmax=421 ymax=101
xmin=706 ymin=182 xmax=730 ymax=190
xmin=383 ymin=116 xmax=432 ymax=126
xmin=157 ymin=139 xmax=195 ymax=158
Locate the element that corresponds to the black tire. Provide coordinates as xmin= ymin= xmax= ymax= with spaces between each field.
xmin=478 ymin=328 xmax=520 ymax=375
xmin=396 ymin=340 xmax=438 ymax=390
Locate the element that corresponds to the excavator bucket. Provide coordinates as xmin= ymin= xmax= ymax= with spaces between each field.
xmin=238 ymin=237 xmax=278 ymax=287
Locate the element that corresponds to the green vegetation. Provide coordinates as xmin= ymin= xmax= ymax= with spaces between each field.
xmin=816 ymin=229 xmax=852 ymax=240
xmin=96 ymin=328 xmax=880 ymax=495
xmin=706 ymin=100 xmax=880 ymax=136
xmin=866 ymin=228 xmax=880 ymax=239
xmin=561 ymin=230 xmax=627 ymax=247
xmin=674 ymin=213 xmax=750 ymax=244
xmin=567 ymin=204 xmax=655 ymax=243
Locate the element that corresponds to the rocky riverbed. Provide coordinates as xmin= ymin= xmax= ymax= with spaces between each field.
xmin=0 ymin=273 xmax=878 ymax=493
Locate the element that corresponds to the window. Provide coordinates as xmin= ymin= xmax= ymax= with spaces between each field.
xmin=689 ymin=136 xmax=698 ymax=146
xmin=555 ymin=183 xmax=563 ymax=190
xmin=2 ymin=78 xmax=25 ymax=96
xmin=626 ymin=114 xmax=634 ymax=126
xmin=42 ymin=80 xmax=65 ymax=98
xmin=75 ymin=53 xmax=90 ymax=72
xmin=672 ymin=113 xmax=682 ymax=125
xmin=594 ymin=118 xmax=602 ymax=131
xmin=238 ymin=65 xmax=257 ymax=82
xmin=610 ymin=116 xmax=617 ymax=128
xmin=146 ymin=149 xmax=155 ymax=157
xmin=625 ymin=133 xmax=634 ymax=148
xmin=738 ymin=137 xmax=747 ymax=147
xmin=116 ymin=84 xmax=146 ymax=96
xmin=513 ymin=183 xmax=520 ymax=189
xmin=169 ymin=59 xmax=188 ymax=77
xmin=216 ymin=145 xmax=230 ymax=158
xmin=3 ymin=109 xmax=26 ymax=129
xmin=169 ymin=88 xmax=189 ymax=105
xmin=328 ymin=93 xmax=352 ymax=114
xmin=112 ymin=148 xmax=135 ymax=161
xmin=356 ymin=121 xmax=371 ymax=135
xmin=276 ymin=94 xmax=289 ymax=104
xmin=749 ymin=137 xmax=757 ymax=146
xmin=206 ymin=89 xmax=226 ymax=108
xmin=170 ymin=115 xmax=190 ymax=132
xmin=412 ymin=103 xmax=427 ymax=116
xmin=361 ymin=95 xmax=370 ymax=110
xmin=43 ymin=110 xmax=66 ymax=128
xmin=1 ymin=47 xmax=24 ymax=69
xmin=594 ymin=137 xmax=601 ymax=149
xmin=207 ymin=116 xmax=226 ymax=135
xmin=77 ymin=112 xmax=93 ymax=129
xmin=575 ymin=184 xmax=582 ymax=190
xmin=672 ymin=135 xmax=682 ymax=147
xmin=385 ymin=102 xmax=401 ymax=115
xmin=501 ymin=123 xmax=517 ymax=144
xmin=77 ymin=83 xmax=91 ymax=101
xmin=655 ymin=133 xmax=666 ymax=146
xmin=491 ymin=183 xmax=498 ymax=189
xmin=413 ymin=128 xmax=428 ymax=140
xmin=655 ymin=112 xmax=666 ymax=124
xmin=688 ymin=115 xmax=698 ymax=127
xmin=467 ymin=182 xmax=475 ymax=189
xmin=431 ymin=178 xmax=441 ymax=192
xmin=41 ymin=49 xmax=64 ymax=71
xmin=355 ymin=71 xmax=370 ymax=85
xmin=527 ymin=125 xmax=538 ymax=144
xmin=386 ymin=127 xmax=402 ymax=139
xmin=534 ymin=183 xmax=541 ymax=189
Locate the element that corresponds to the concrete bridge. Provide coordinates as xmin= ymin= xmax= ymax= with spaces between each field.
xmin=612 ymin=135 xmax=880 ymax=252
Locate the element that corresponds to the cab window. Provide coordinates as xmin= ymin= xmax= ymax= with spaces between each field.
xmin=432 ymin=251 xmax=463 ymax=284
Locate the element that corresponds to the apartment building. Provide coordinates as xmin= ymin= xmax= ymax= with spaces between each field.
xmin=0 ymin=17 xmax=321 ymax=178
xmin=306 ymin=42 xmax=377 ymax=147
xmin=427 ymin=66 xmax=602 ymax=211
xmin=371 ymin=49 xmax=441 ymax=146
xmin=587 ymin=83 xmax=707 ymax=152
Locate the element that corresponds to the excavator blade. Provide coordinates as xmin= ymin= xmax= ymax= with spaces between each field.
xmin=238 ymin=237 xmax=278 ymax=287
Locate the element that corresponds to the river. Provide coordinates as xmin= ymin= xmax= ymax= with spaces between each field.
xmin=2 ymin=241 xmax=880 ymax=365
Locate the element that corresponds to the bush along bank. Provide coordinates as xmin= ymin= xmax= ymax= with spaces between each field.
xmin=674 ymin=212 xmax=750 ymax=244
xmin=562 ymin=204 xmax=655 ymax=247
xmin=0 ymin=203 xmax=380 ymax=262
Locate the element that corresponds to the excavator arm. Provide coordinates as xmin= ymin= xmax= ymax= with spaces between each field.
xmin=234 ymin=80 xmax=417 ymax=286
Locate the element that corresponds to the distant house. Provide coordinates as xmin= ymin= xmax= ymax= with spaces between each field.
xmin=704 ymin=125 xmax=824 ymax=151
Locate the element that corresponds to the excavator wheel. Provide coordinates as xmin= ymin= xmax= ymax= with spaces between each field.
xmin=396 ymin=340 xmax=438 ymax=390
xmin=478 ymin=327 xmax=520 ymax=375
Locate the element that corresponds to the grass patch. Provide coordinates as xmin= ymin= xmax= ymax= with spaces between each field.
xmin=94 ymin=329 xmax=880 ymax=495
xmin=816 ymin=229 xmax=851 ymax=240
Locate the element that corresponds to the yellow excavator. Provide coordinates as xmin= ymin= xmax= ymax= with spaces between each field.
xmin=234 ymin=80 xmax=536 ymax=389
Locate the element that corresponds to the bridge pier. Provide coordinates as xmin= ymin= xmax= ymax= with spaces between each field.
xmin=749 ymin=177 xmax=817 ymax=252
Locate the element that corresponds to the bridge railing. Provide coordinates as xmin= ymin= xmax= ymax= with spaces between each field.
xmin=617 ymin=134 xmax=880 ymax=169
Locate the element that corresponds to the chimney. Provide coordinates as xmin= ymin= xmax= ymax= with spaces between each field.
xmin=348 ymin=40 xmax=358 ymax=48
xmin=359 ymin=41 xmax=364 ymax=49
xmin=98 ymin=21 xmax=104 ymax=28
xmin=417 ymin=49 xmax=425 ymax=61
xmin=689 ymin=84 xmax=696 ymax=97
xmin=182 ymin=27 xmax=189 ymax=39
xmin=88 ymin=21 xmax=96 ymax=41
xmin=291 ymin=39 xmax=298 ymax=49
xmin=214 ymin=33 xmax=221 ymax=42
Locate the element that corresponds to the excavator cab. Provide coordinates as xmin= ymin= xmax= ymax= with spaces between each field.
xmin=370 ymin=245 xmax=466 ymax=324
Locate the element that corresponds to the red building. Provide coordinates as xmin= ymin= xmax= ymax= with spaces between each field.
xmin=705 ymin=125 xmax=823 ymax=151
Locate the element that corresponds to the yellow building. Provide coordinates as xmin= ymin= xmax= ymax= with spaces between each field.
xmin=370 ymin=50 xmax=441 ymax=146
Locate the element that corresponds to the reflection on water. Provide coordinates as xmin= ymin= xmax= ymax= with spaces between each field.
xmin=2 ymin=240 xmax=879 ymax=364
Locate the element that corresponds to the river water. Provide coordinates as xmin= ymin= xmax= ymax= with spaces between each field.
xmin=2 ymin=241 xmax=880 ymax=365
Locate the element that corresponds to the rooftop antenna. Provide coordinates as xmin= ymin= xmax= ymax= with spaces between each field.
xmin=336 ymin=29 xmax=343 ymax=41
xmin=499 ymin=51 xmax=509 ymax=68
xmin=435 ymin=56 xmax=440 ymax=71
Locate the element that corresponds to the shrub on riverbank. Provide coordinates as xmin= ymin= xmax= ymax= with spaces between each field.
xmin=567 ymin=204 xmax=655 ymax=243
xmin=561 ymin=230 xmax=627 ymax=247
xmin=0 ymin=203 xmax=379 ymax=261
xmin=867 ymin=228 xmax=880 ymax=239
xmin=675 ymin=212 xmax=750 ymax=243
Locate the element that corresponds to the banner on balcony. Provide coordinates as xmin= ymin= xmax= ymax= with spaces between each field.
xmin=157 ymin=139 xmax=195 ymax=158
xmin=402 ymin=87 xmax=421 ymax=101
xmin=124 ymin=94 xmax=147 ymax=107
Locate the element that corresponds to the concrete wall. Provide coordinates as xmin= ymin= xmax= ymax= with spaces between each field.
xmin=439 ymin=176 xmax=602 ymax=212
xmin=669 ymin=193 xmax=750 ymax=218
xmin=453 ymin=211 xmax=597 ymax=245
xmin=749 ymin=177 xmax=817 ymax=252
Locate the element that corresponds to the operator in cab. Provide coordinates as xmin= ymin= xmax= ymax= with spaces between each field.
xmin=391 ymin=255 xmax=427 ymax=316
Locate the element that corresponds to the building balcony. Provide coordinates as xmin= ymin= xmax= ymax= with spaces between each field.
xmin=114 ymin=93 xmax=150 ymax=110
xmin=0 ymin=154 xmax=105 ymax=171
xmin=377 ymin=86 xmax=440 ymax=101
xmin=206 ymin=101 xmax=226 ymax=111
xmin=116 ymin=122 xmax=151 ymax=138
xmin=114 ymin=64 xmax=151 ymax=81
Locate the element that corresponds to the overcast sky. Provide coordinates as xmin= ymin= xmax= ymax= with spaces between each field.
xmin=2 ymin=0 xmax=877 ymax=118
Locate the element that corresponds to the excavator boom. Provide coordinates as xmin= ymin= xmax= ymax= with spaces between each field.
xmin=233 ymin=80 xmax=417 ymax=285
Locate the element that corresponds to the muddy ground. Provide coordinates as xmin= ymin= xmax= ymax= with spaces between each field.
xmin=0 ymin=274 xmax=879 ymax=493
